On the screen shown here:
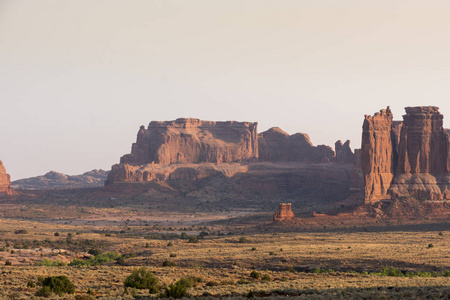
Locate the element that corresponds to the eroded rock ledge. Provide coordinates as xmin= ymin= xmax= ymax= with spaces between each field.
xmin=0 ymin=160 xmax=12 ymax=195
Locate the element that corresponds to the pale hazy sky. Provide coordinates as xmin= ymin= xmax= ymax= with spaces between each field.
xmin=1 ymin=0 xmax=450 ymax=180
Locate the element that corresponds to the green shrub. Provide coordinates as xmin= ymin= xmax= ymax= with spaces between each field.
xmin=177 ymin=276 xmax=203 ymax=288
xmin=35 ymin=286 xmax=52 ymax=297
xmin=286 ymin=266 xmax=296 ymax=273
xmin=188 ymin=236 xmax=198 ymax=243
xmin=162 ymin=260 xmax=177 ymax=267
xmin=124 ymin=267 xmax=159 ymax=293
xmin=36 ymin=275 xmax=75 ymax=296
xmin=239 ymin=237 xmax=248 ymax=243
xmin=14 ymin=229 xmax=28 ymax=234
xmin=250 ymin=270 xmax=260 ymax=279
xmin=167 ymin=242 xmax=173 ymax=247
xmin=169 ymin=253 xmax=177 ymax=257
xmin=87 ymin=249 xmax=102 ymax=256
xmin=261 ymin=274 xmax=271 ymax=281
xmin=54 ymin=232 xmax=60 ymax=237
xmin=34 ymin=258 xmax=66 ymax=266
xmin=161 ymin=280 xmax=188 ymax=298
xmin=5 ymin=260 xmax=12 ymax=266
xmin=428 ymin=243 xmax=434 ymax=248
xmin=251 ymin=247 xmax=256 ymax=251
xmin=27 ymin=280 xmax=36 ymax=288
xmin=69 ymin=251 xmax=121 ymax=266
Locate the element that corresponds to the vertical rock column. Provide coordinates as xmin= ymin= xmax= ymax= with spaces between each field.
xmin=0 ymin=161 xmax=12 ymax=195
xmin=361 ymin=107 xmax=396 ymax=204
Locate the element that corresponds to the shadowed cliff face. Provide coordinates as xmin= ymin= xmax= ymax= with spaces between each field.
xmin=258 ymin=127 xmax=335 ymax=163
xmin=0 ymin=161 xmax=12 ymax=195
xmin=362 ymin=106 xmax=450 ymax=202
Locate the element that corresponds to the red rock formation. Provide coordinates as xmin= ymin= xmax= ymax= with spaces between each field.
xmin=258 ymin=127 xmax=334 ymax=163
xmin=335 ymin=140 xmax=355 ymax=164
xmin=273 ymin=203 xmax=295 ymax=221
xmin=121 ymin=118 xmax=258 ymax=165
xmin=0 ymin=161 xmax=12 ymax=195
xmin=390 ymin=107 xmax=450 ymax=200
xmin=361 ymin=107 xmax=396 ymax=204
xmin=362 ymin=106 xmax=450 ymax=202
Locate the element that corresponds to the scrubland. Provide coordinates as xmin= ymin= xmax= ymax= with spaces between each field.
xmin=0 ymin=216 xmax=449 ymax=299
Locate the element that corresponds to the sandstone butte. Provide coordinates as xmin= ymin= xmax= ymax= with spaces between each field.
xmin=273 ymin=203 xmax=295 ymax=222
xmin=362 ymin=106 xmax=450 ymax=203
xmin=0 ymin=160 xmax=12 ymax=195
xmin=106 ymin=118 xmax=348 ymax=185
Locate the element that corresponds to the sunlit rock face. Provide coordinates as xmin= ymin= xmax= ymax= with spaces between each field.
xmin=0 ymin=161 xmax=12 ymax=195
xmin=362 ymin=106 xmax=450 ymax=203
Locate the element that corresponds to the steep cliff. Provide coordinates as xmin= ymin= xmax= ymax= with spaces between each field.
xmin=258 ymin=127 xmax=334 ymax=163
xmin=361 ymin=107 xmax=396 ymax=204
xmin=335 ymin=140 xmax=355 ymax=164
xmin=389 ymin=107 xmax=450 ymax=200
xmin=120 ymin=118 xmax=258 ymax=165
xmin=362 ymin=106 xmax=450 ymax=202
xmin=0 ymin=161 xmax=12 ymax=195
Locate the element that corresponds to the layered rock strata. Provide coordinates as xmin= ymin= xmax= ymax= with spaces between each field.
xmin=120 ymin=118 xmax=258 ymax=165
xmin=258 ymin=127 xmax=334 ymax=163
xmin=273 ymin=203 xmax=295 ymax=221
xmin=362 ymin=106 xmax=450 ymax=203
xmin=0 ymin=161 xmax=12 ymax=195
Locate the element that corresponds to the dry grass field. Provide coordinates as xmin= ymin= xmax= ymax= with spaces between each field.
xmin=0 ymin=215 xmax=449 ymax=299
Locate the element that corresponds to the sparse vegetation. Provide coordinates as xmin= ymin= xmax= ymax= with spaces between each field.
xmin=162 ymin=260 xmax=177 ymax=267
xmin=123 ymin=267 xmax=159 ymax=293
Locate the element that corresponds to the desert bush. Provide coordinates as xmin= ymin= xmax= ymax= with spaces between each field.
xmin=27 ymin=280 xmax=35 ymax=288
xmin=251 ymin=247 xmax=256 ymax=251
xmin=87 ymin=249 xmax=102 ymax=256
xmin=161 ymin=279 xmax=189 ymax=298
xmin=5 ymin=260 xmax=11 ymax=266
xmin=124 ymin=267 xmax=159 ymax=293
xmin=238 ymin=237 xmax=248 ymax=243
xmin=286 ymin=266 xmax=296 ymax=273
xmin=162 ymin=260 xmax=177 ymax=267
xmin=178 ymin=276 xmax=203 ymax=288
xmin=169 ymin=253 xmax=177 ymax=257
xmin=34 ymin=258 xmax=66 ymax=266
xmin=250 ymin=270 xmax=260 ymax=279
xmin=262 ymin=274 xmax=271 ymax=281
xmin=428 ymin=243 xmax=434 ymax=248
xmin=167 ymin=242 xmax=173 ymax=247
xmin=36 ymin=275 xmax=75 ymax=297
xmin=188 ymin=236 xmax=199 ymax=243
xmin=69 ymin=251 xmax=121 ymax=266
xmin=14 ymin=229 xmax=28 ymax=234
xmin=54 ymin=232 xmax=60 ymax=236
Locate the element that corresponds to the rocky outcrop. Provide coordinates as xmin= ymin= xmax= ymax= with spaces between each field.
xmin=335 ymin=140 xmax=355 ymax=164
xmin=389 ymin=107 xmax=450 ymax=200
xmin=258 ymin=127 xmax=334 ymax=163
xmin=361 ymin=107 xmax=396 ymax=204
xmin=273 ymin=203 xmax=295 ymax=221
xmin=120 ymin=118 xmax=258 ymax=165
xmin=0 ymin=161 xmax=12 ymax=195
xmin=12 ymin=169 xmax=109 ymax=190
xmin=362 ymin=106 xmax=450 ymax=203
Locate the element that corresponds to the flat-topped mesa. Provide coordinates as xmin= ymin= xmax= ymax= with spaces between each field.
xmin=273 ymin=203 xmax=295 ymax=222
xmin=120 ymin=118 xmax=259 ymax=165
xmin=0 ymin=160 xmax=12 ymax=195
xmin=258 ymin=127 xmax=334 ymax=163
xmin=361 ymin=107 xmax=396 ymax=203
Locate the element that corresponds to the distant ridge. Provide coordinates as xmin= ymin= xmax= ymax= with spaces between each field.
xmin=11 ymin=169 xmax=109 ymax=190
